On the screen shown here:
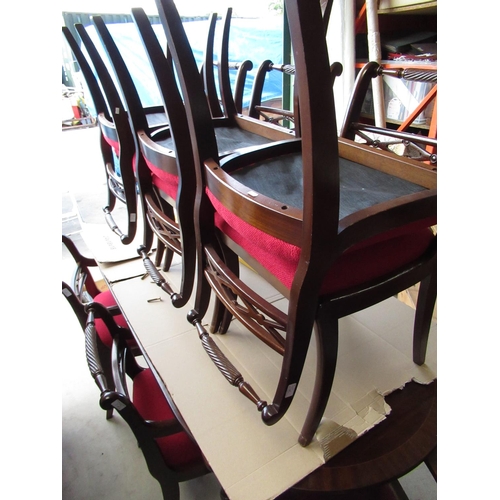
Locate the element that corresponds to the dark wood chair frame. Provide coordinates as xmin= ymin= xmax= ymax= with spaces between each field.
xmin=157 ymin=0 xmax=437 ymax=447
xmin=129 ymin=7 xmax=297 ymax=310
xmin=248 ymin=60 xmax=343 ymax=133
xmin=91 ymin=10 xmax=294 ymax=308
xmin=247 ymin=0 xmax=341 ymax=135
xmin=201 ymin=9 xmax=254 ymax=117
xmin=63 ymin=26 xmax=167 ymax=245
xmin=82 ymin=300 xmax=212 ymax=500
xmin=87 ymin=15 xmax=192 ymax=307
xmin=62 ymin=234 xmax=137 ymax=419
xmin=341 ymin=60 xmax=438 ymax=167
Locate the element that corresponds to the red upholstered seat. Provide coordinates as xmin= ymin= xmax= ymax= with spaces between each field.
xmin=132 ymin=368 xmax=205 ymax=471
xmin=99 ymin=134 xmax=179 ymax=205
xmin=140 ymin=0 xmax=437 ymax=448
xmin=74 ymin=269 xmax=213 ymax=497
xmin=103 ymin=134 xmax=120 ymax=157
xmin=209 ymin=190 xmax=435 ymax=296
xmin=93 ymin=290 xmax=129 ymax=348
xmin=144 ymin=157 xmax=179 ymax=201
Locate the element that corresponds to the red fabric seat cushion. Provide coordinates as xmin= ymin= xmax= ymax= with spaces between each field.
xmin=93 ymin=291 xmax=129 ymax=348
xmin=133 ymin=368 xmax=204 ymax=470
xmin=143 ymin=157 xmax=179 ymax=200
xmin=208 ymin=189 xmax=435 ymax=295
xmin=103 ymin=134 xmax=120 ymax=158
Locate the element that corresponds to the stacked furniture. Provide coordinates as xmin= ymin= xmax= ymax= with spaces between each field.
xmin=62 ymin=1 xmax=437 ymax=496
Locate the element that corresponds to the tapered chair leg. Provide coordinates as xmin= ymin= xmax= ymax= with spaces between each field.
xmin=299 ymin=311 xmax=339 ymax=446
xmin=210 ymin=297 xmax=229 ymax=334
xmin=162 ymin=247 xmax=175 ymax=272
xmin=412 ymin=265 xmax=437 ymax=365
xmin=154 ymin=239 xmax=165 ymax=268
xmin=158 ymin=478 xmax=180 ymax=500
xmin=213 ymin=245 xmax=239 ymax=334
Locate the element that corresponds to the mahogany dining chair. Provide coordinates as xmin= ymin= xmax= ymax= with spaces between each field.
xmin=201 ymin=9 xmax=254 ymax=118
xmin=89 ymin=11 xmax=296 ymax=309
xmin=63 ymin=26 xmax=168 ymax=246
xmin=247 ymin=0 xmax=341 ymax=135
xmin=82 ymin=298 xmax=214 ymax=500
xmin=152 ymin=0 xmax=437 ymax=447
xmin=62 ymin=234 xmax=139 ymax=418
xmin=341 ymin=61 xmax=438 ymax=167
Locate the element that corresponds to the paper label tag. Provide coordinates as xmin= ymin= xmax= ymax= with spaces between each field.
xmin=285 ymin=383 xmax=297 ymax=398
xmin=112 ymin=400 xmax=127 ymax=411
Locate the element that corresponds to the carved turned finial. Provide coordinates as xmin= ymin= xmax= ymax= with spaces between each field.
xmin=238 ymin=381 xmax=267 ymax=411
xmin=186 ymin=309 xmax=199 ymax=325
xmin=191 ymin=314 xmax=268 ymax=413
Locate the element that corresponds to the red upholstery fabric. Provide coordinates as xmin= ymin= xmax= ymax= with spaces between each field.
xmin=103 ymin=134 xmax=120 ymax=157
xmin=208 ymin=189 xmax=435 ymax=295
xmin=93 ymin=291 xmax=129 ymax=348
xmin=144 ymin=157 xmax=179 ymax=200
xmin=133 ymin=368 xmax=204 ymax=470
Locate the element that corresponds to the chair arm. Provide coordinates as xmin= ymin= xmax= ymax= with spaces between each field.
xmin=254 ymin=106 xmax=296 ymax=126
xmin=62 ymin=235 xmax=97 ymax=268
xmin=231 ymin=60 xmax=253 ymax=114
xmin=106 ymin=304 xmax=122 ymax=316
xmin=382 ymin=67 xmax=437 ymax=84
xmin=143 ymin=418 xmax=185 ymax=438
xmin=188 ymin=311 xmax=268 ymax=413
xmin=85 ymin=301 xmax=139 ymax=361
xmin=351 ymin=123 xmax=437 ymax=149
xmin=98 ymin=390 xmax=186 ymax=438
xmin=84 ymin=306 xmax=110 ymax=394
xmin=103 ymin=207 xmax=134 ymax=245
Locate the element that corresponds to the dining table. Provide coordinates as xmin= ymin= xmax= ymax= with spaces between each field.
xmin=83 ymin=222 xmax=437 ymax=500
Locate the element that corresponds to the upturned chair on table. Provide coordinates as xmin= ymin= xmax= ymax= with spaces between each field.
xmin=154 ymin=0 xmax=437 ymax=446
xmin=90 ymin=11 xmax=293 ymax=309
xmin=62 ymin=26 xmax=168 ymax=245
xmin=82 ymin=15 xmax=189 ymax=307
xmin=247 ymin=0 xmax=342 ymax=134
xmin=201 ymin=9 xmax=254 ymax=117
xmin=341 ymin=60 xmax=438 ymax=167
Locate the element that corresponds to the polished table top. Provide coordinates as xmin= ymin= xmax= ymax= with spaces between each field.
xmin=278 ymin=381 xmax=436 ymax=498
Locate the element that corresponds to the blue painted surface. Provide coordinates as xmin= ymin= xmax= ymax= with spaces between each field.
xmin=82 ymin=17 xmax=283 ymax=115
